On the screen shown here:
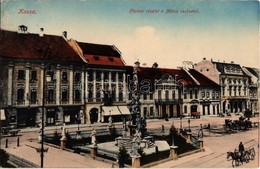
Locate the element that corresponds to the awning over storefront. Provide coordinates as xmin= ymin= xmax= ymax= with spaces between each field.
xmin=1 ymin=109 xmax=6 ymax=120
xmin=118 ymin=106 xmax=131 ymax=115
xmin=102 ymin=106 xmax=122 ymax=116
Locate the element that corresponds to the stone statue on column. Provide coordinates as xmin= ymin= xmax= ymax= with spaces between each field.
xmin=91 ymin=128 xmax=97 ymax=147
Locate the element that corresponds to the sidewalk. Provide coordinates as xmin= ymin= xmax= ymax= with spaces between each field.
xmin=4 ymin=140 xmax=113 ymax=168
xmin=153 ymin=146 xmax=214 ymax=168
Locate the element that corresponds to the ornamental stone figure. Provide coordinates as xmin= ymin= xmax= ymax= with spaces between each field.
xmin=60 ymin=123 xmax=67 ymax=141
xmin=108 ymin=116 xmax=113 ymax=127
xmin=91 ymin=128 xmax=97 ymax=146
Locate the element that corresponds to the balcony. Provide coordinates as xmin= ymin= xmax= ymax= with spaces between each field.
xmin=29 ymin=100 xmax=38 ymax=106
xmin=60 ymin=99 xmax=69 ymax=105
xmin=15 ymin=100 xmax=25 ymax=106
xmin=73 ymin=100 xmax=82 ymax=104
xmin=155 ymin=98 xmax=183 ymax=105
xmin=46 ymin=100 xmax=56 ymax=105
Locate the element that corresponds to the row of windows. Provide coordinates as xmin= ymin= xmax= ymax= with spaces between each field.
xmin=88 ymin=71 xmax=123 ymax=82
xmin=16 ymin=88 xmax=82 ymax=102
xmin=17 ymin=70 xmax=82 ymax=82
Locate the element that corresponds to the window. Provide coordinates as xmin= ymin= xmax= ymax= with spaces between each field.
xmin=158 ymin=90 xmax=162 ymax=99
xmin=17 ymin=88 xmax=24 ymax=101
xmin=194 ymin=89 xmax=198 ymax=99
xmin=47 ymin=89 xmax=55 ymax=101
xmin=93 ymin=56 xmax=100 ymax=60
xmin=212 ymin=92 xmax=215 ymax=99
xmin=108 ymin=57 xmax=114 ymax=62
xmin=143 ymin=107 xmax=148 ymax=117
xmin=119 ymin=92 xmax=123 ymax=101
xmin=18 ymin=70 xmax=25 ymax=80
xmin=88 ymin=90 xmax=93 ymax=102
xmin=47 ymin=71 xmax=55 ymax=81
xmin=62 ymin=72 xmax=68 ymax=81
xmin=112 ymin=90 xmax=116 ymax=101
xmin=75 ymin=89 xmax=81 ymax=100
xmin=184 ymin=90 xmax=187 ymax=99
xmin=88 ymin=71 xmax=93 ymax=81
xmin=206 ymin=92 xmax=209 ymax=98
xmin=96 ymin=72 xmax=101 ymax=81
xmin=216 ymin=92 xmax=219 ymax=99
xmin=75 ymin=72 xmax=81 ymax=82
xmin=96 ymin=90 xmax=101 ymax=102
xmin=150 ymin=107 xmax=154 ymax=117
xmin=172 ymin=90 xmax=175 ymax=99
xmin=150 ymin=93 xmax=153 ymax=100
xmin=184 ymin=105 xmax=187 ymax=113
xmin=165 ymin=90 xmax=169 ymax=100
xmin=229 ymin=87 xmax=232 ymax=96
xmin=61 ymin=89 xmax=68 ymax=100
xmin=31 ymin=70 xmax=37 ymax=80
xmin=222 ymin=87 xmax=225 ymax=96
xmin=112 ymin=72 xmax=117 ymax=82
xmin=30 ymin=89 xmax=37 ymax=101
xmin=190 ymin=90 xmax=193 ymax=99
xmin=202 ymin=91 xmax=205 ymax=98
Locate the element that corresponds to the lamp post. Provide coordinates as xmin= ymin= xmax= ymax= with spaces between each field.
xmin=41 ymin=64 xmax=51 ymax=168
xmin=180 ymin=116 xmax=182 ymax=129
xmin=188 ymin=118 xmax=191 ymax=131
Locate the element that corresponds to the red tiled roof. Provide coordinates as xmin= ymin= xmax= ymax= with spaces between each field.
xmin=0 ymin=29 xmax=82 ymax=62
xmin=136 ymin=67 xmax=195 ymax=86
xmin=77 ymin=42 xmax=125 ymax=67
xmin=188 ymin=69 xmax=220 ymax=86
xmin=83 ymin=54 xmax=125 ymax=66
xmin=78 ymin=42 xmax=121 ymax=57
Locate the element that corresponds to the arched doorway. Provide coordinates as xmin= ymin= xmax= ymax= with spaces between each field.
xmin=90 ymin=108 xmax=99 ymax=124
xmin=191 ymin=105 xmax=197 ymax=113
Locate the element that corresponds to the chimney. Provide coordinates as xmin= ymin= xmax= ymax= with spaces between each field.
xmin=39 ymin=28 xmax=44 ymax=37
xmin=152 ymin=62 xmax=158 ymax=68
xmin=18 ymin=25 xmax=28 ymax=33
xmin=203 ymin=57 xmax=206 ymax=60
xmin=231 ymin=61 xmax=234 ymax=64
xmin=63 ymin=31 xmax=67 ymax=39
xmin=134 ymin=61 xmax=140 ymax=68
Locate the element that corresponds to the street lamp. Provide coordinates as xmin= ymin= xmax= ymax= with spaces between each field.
xmin=188 ymin=118 xmax=191 ymax=131
xmin=40 ymin=64 xmax=51 ymax=168
xmin=180 ymin=116 xmax=182 ymax=129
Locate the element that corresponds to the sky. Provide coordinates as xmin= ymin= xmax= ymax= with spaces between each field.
xmin=1 ymin=0 xmax=259 ymax=68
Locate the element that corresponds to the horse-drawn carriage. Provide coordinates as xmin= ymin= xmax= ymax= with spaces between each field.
xmin=224 ymin=117 xmax=252 ymax=131
xmin=227 ymin=147 xmax=255 ymax=167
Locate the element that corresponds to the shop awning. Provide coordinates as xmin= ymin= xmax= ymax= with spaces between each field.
xmin=118 ymin=106 xmax=131 ymax=115
xmin=102 ymin=106 xmax=122 ymax=116
xmin=0 ymin=109 xmax=6 ymax=120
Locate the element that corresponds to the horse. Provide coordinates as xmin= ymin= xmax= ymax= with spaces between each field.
xmin=227 ymin=151 xmax=242 ymax=167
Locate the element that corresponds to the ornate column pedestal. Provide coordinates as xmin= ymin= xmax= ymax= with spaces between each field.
xmin=170 ymin=145 xmax=178 ymax=159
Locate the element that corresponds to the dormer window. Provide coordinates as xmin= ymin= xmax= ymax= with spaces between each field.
xmin=93 ymin=56 xmax=100 ymax=60
xmin=108 ymin=57 xmax=114 ymax=62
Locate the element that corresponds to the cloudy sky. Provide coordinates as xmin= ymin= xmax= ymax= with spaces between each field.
xmin=1 ymin=0 xmax=259 ymax=68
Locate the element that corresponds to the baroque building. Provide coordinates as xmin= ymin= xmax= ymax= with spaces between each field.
xmin=68 ymin=40 xmax=130 ymax=124
xmin=0 ymin=28 xmax=129 ymax=128
xmin=0 ymin=28 xmax=85 ymax=127
xmin=127 ymin=62 xmax=220 ymax=119
xmin=194 ymin=58 xmax=252 ymax=114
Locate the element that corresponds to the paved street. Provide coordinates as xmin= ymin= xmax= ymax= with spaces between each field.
xmin=1 ymin=115 xmax=259 ymax=168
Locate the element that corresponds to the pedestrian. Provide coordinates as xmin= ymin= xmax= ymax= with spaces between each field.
xmin=162 ymin=124 xmax=165 ymax=133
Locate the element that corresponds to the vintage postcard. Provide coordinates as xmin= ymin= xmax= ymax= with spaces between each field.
xmin=0 ymin=0 xmax=259 ymax=168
